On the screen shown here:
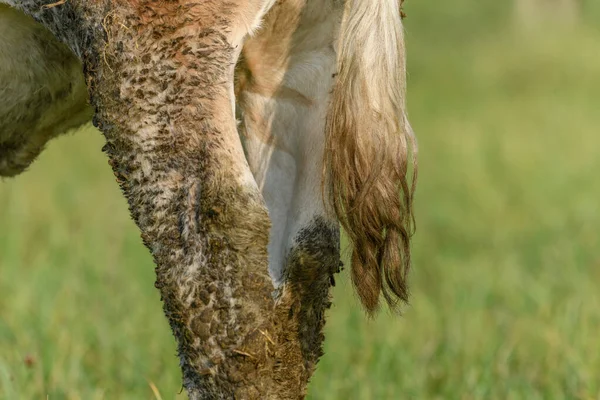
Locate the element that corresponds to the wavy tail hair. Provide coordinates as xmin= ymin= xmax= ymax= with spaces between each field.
xmin=324 ymin=0 xmax=417 ymax=314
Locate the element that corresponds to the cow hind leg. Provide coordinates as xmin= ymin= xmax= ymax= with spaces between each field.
xmin=237 ymin=0 xmax=343 ymax=370
xmin=0 ymin=4 xmax=92 ymax=177
xmin=85 ymin=0 xmax=328 ymax=398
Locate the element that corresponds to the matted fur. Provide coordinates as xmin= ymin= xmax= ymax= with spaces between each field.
xmin=324 ymin=0 xmax=417 ymax=313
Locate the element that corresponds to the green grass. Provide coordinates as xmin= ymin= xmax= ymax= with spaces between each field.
xmin=2 ymin=3 xmax=600 ymax=399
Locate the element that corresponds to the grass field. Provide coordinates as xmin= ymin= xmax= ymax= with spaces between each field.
xmin=2 ymin=2 xmax=600 ymax=399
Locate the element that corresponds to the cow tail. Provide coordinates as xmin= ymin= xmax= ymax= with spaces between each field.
xmin=323 ymin=0 xmax=417 ymax=314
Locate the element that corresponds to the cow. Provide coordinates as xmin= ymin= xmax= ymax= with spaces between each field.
xmin=0 ymin=1 xmax=416 ymax=398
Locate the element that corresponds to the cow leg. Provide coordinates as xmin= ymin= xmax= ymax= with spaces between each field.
xmin=7 ymin=0 xmax=324 ymax=398
xmin=237 ymin=0 xmax=343 ymax=371
xmin=0 ymin=4 xmax=92 ymax=177
xmin=86 ymin=2 xmax=325 ymax=399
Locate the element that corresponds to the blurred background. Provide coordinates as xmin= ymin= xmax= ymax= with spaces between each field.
xmin=1 ymin=0 xmax=600 ymax=398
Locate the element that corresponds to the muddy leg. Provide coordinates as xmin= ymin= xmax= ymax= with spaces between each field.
xmin=8 ymin=0 xmax=334 ymax=397
xmin=86 ymin=2 xmax=307 ymax=398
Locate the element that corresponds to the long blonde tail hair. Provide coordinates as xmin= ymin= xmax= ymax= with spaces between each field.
xmin=324 ymin=0 xmax=417 ymax=314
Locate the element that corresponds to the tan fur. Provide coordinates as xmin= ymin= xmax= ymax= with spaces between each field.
xmin=324 ymin=0 xmax=417 ymax=313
